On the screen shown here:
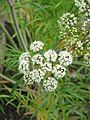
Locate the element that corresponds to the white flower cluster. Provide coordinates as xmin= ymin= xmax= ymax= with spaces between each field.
xmin=58 ymin=51 xmax=73 ymax=66
xmin=31 ymin=69 xmax=45 ymax=83
xmin=30 ymin=41 xmax=44 ymax=52
xmin=31 ymin=54 xmax=43 ymax=65
xmin=57 ymin=1 xmax=89 ymax=69
xmin=41 ymin=62 xmax=52 ymax=73
xmin=43 ymin=77 xmax=57 ymax=91
xmin=58 ymin=13 xmax=77 ymax=29
xmin=18 ymin=52 xmax=31 ymax=74
xmin=18 ymin=61 xmax=30 ymax=74
xmin=75 ymin=0 xmax=90 ymax=16
xmin=18 ymin=41 xmax=73 ymax=92
xmin=44 ymin=50 xmax=57 ymax=62
xmin=19 ymin=52 xmax=31 ymax=62
xmin=53 ymin=65 xmax=66 ymax=78
xmin=23 ymin=71 xmax=34 ymax=84
xmin=23 ymin=69 xmax=45 ymax=84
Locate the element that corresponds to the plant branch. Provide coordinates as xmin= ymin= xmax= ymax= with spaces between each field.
xmin=7 ymin=0 xmax=28 ymax=51
xmin=0 ymin=21 xmax=18 ymax=49
xmin=0 ymin=73 xmax=16 ymax=84
xmin=0 ymin=73 xmax=37 ymax=94
xmin=11 ymin=22 xmax=24 ymax=50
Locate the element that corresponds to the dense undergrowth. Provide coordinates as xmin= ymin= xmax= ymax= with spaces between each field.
xmin=0 ymin=0 xmax=90 ymax=120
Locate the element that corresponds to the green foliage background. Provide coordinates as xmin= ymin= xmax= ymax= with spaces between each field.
xmin=0 ymin=0 xmax=90 ymax=120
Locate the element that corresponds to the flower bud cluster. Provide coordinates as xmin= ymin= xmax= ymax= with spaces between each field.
xmin=75 ymin=0 xmax=90 ymax=17
xmin=82 ymin=19 xmax=90 ymax=35
xmin=58 ymin=13 xmax=77 ymax=29
xmin=58 ymin=1 xmax=90 ymax=61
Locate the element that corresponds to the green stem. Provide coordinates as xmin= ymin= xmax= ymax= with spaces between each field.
xmin=8 ymin=0 xmax=28 ymax=51
xmin=22 ymin=30 xmax=28 ymax=48
xmin=68 ymin=2 xmax=75 ymax=13
xmin=0 ymin=21 xmax=18 ymax=49
xmin=11 ymin=22 xmax=24 ymax=50
xmin=25 ymin=28 xmax=32 ymax=43
xmin=0 ymin=73 xmax=37 ymax=94
xmin=0 ymin=73 xmax=16 ymax=84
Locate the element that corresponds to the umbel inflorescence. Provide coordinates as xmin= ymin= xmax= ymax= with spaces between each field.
xmin=18 ymin=41 xmax=73 ymax=92
xmin=58 ymin=0 xmax=90 ymax=66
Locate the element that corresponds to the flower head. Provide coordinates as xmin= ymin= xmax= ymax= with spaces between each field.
xmin=18 ymin=40 xmax=73 ymax=92
xmin=43 ymin=77 xmax=57 ymax=91
xmin=53 ymin=64 xmax=66 ymax=78
xmin=18 ymin=61 xmax=29 ymax=73
xmin=30 ymin=69 xmax=45 ymax=83
xmin=19 ymin=52 xmax=31 ymax=62
xmin=30 ymin=41 xmax=44 ymax=52
xmin=23 ymin=71 xmax=34 ymax=84
xmin=44 ymin=49 xmax=57 ymax=62
xmin=31 ymin=54 xmax=44 ymax=65
xmin=58 ymin=51 xmax=73 ymax=66
xmin=41 ymin=62 xmax=52 ymax=73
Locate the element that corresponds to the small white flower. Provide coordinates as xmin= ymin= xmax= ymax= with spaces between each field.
xmin=30 ymin=41 xmax=44 ymax=52
xmin=18 ymin=61 xmax=29 ymax=73
xmin=19 ymin=52 xmax=31 ymax=62
xmin=58 ymin=51 xmax=73 ymax=66
xmin=77 ymin=41 xmax=83 ymax=48
xmin=31 ymin=54 xmax=44 ymax=65
xmin=44 ymin=49 xmax=57 ymax=62
xmin=23 ymin=71 xmax=34 ymax=84
xmin=43 ymin=77 xmax=57 ymax=91
xmin=41 ymin=62 xmax=52 ymax=73
xmin=53 ymin=64 xmax=66 ymax=78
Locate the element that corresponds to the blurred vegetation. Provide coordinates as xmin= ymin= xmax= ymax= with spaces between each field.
xmin=0 ymin=0 xmax=90 ymax=120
